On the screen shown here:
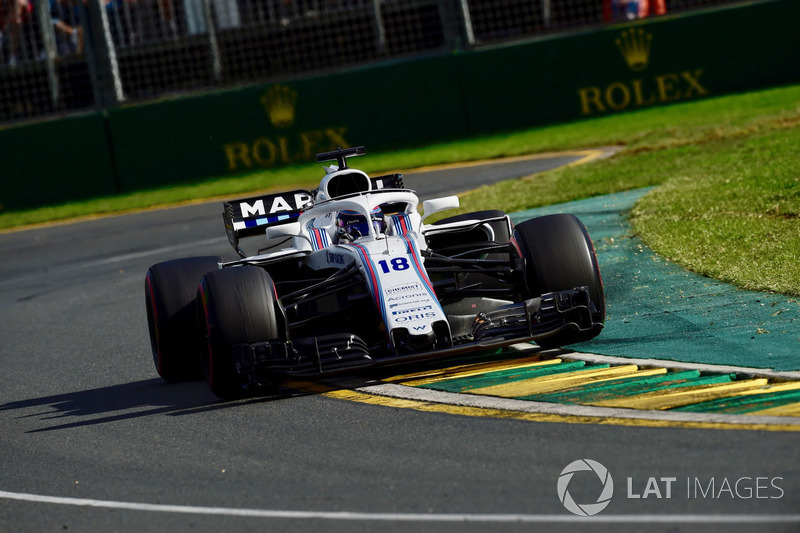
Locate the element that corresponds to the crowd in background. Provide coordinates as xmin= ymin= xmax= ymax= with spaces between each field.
xmin=0 ymin=0 xmax=721 ymax=67
xmin=605 ymin=0 xmax=666 ymax=21
xmin=0 ymin=0 xmax=377 ymax=66
xmin=0 ymin=0 xmax=744 ymax=123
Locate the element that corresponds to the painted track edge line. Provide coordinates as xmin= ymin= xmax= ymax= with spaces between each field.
xmin=391 ymin=148 xmax=613 ymax=175
xmin=1 ymin=148 xmax=620 ymax=235
xmin=1 ymin=490 xmax=799 ymax=523
xmin=548 ymin=348 xmax=800 ymax=380
xmin=352 ymin=383 xmax=800 ymax=427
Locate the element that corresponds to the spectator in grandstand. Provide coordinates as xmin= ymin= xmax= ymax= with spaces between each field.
xmin=604 ymin=0 xmax=665 ymax=21
xmin=183 ymin=0 xmax=240 ymax=35
xmin=50 ymin=0 xmax=82 ymax=55
xmin=213 ymin=0 xmax=240 ymax=29
xmin=637 ymin=0 xmax=666 ymax=18
xmin=104 ymin=0 xmax=149 ymax=46
xmin=1 ymin=0 xmax=33 ymax=67
xmin=183 ymin=0 xmax=205 ymax=35
xmin=104 ymin=0 xmax=128 ymax=45
xmin=157 ymin=0 xmax=178 ymax=36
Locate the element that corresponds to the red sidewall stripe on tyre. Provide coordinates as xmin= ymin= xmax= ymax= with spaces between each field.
xmin=198 ymin=282 xmax=215 ymax=387
xmin=144 ymin=271 xmax=163 ymax=375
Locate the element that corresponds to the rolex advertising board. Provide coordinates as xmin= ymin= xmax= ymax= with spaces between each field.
xmin=107 ymin=56 xmax=467 ymax=192
xmin=107 ymin=0 xmax=797 ymax=193
xmin=458 ymin=0 xmax=799 ymax=132
xmin=1 ymin=0 xmax=797 ymax=209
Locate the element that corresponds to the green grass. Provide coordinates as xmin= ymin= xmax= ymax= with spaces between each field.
xmin=434 ymin=86 xmax=800 ymax=217
xmin=630 ymin=126 xmax=800 ymax=296
xmin=3 ymin=84 xmax=799 ymax=230
xmin=444 ymin=89 xmax=800 ymax=296
xmin=3 ymin=84 xmax=799 ymax=295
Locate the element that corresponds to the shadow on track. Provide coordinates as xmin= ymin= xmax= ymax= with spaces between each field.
xmin=1 ymin=347 xmax=546 ymax=434
xmin=0 ymin=379 xmax=324 ymax=433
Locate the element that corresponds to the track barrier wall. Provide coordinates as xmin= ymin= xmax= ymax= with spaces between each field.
xmin=0 ymin=112 xmax=117 ymax=210
xmin=0 ymin=0 xmax=797 ymax=210
xmin=108 ymin=56 xmax=469 ymax=193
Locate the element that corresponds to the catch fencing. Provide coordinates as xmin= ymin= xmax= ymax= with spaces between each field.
xmin=1 ymin=0 xmax=744 ymax=124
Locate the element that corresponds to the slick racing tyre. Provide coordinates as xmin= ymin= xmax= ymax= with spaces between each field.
xmin=512 ymin=214 xmax=605 ymax=348
xmin=145 ymin=256 xmax=222 ymax=382
xmin=197 ymin=266 xmax=282 ymax=400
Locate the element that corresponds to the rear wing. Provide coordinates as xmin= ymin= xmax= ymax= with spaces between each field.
xmin=222 ymin=175 xmax=405 ymax=255
xmin=223 ymin=190 xmax=313 ymax=252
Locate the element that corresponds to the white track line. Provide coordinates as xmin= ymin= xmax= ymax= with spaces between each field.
xmin=1 ymin=491 xmax=798 ymax=523
xmin=329 ymin=343 xmax=800 ymax=427
xmin=0 ymin=237 xmax=227 ymax=288
xmin=503 ymin=344 xmax=800 ymax=381
xmin=85 ymin=237 xmax=227 ymax=267
xmin=553 ymin=349 xmax=800 ymax=381
xmin=351 ymin=383 xmax=800 ymax=426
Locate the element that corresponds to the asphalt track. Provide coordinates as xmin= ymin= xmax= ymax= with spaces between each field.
xmin=1 ymin=152 xmax=798 ymax=532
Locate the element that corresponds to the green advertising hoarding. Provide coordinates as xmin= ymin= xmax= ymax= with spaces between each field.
xmin=0 ymin=113 xmax=116 ymax=210
xmin=458 ymin=0 xmax=800 ymax=132
xmin=108 ymin=55 xmax=468 ymax=192
xmin=1 ymin=0 xmax=797 ymax=210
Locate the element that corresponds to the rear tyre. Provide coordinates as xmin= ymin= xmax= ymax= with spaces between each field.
xmin=512 ymin=214 xmax=604 ymax=348
xmin=145 ymin=256 xmax=222 ymax=382
xmin=197 ymin=266 xmax=282 ymax=400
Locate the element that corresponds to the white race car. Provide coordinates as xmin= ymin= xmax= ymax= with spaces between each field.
xmin=145 ymin=147 xmax=605 ymax=399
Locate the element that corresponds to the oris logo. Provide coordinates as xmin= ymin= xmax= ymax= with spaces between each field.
xmin=395 ymin=311 xmax=437 ymax=323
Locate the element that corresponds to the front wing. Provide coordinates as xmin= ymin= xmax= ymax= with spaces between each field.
xmin=230 ymin=286 xmax=602 ymax=382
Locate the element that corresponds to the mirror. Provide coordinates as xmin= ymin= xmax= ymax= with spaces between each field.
xmin=422 ymin=196 xmax=459 ymax=221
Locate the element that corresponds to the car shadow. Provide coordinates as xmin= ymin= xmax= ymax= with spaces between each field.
xmin=0 ymin=378 xmax=322 ymax=434
xmin=2 ymin=347 xmax=550 ymax=434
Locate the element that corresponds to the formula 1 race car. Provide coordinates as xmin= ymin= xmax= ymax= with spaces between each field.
xmin=145 ymin=147 xmax=604 ymax=399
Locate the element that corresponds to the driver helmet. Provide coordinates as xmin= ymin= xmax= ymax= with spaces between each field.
xmin=337 ymin=206 xmax=385 ymax=240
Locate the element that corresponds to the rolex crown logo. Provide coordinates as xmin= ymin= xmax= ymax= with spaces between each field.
xmin=261 ymin=85 xmax=298 ymax=128
xmin=615 ymin=28 xmax=652 ymax=71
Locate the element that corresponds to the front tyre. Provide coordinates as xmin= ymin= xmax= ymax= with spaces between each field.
xmin=512 ymin=214 xmax=604 ymax=348
xmin=197 ymin=266 xmax=282 ymax=400
xmin=145 ymin=256 xmax=222 ymax=382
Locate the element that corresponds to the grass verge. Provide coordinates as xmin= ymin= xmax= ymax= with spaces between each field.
xmin=630 ymin=126 xmax=800 ymax=296
xmin=2 ymin=85 xmax=799 ymax=296
xmin=447 ymin=89 xmax=800 ymax=296
xmin=2 ymin=84 xmax=799 ymax=230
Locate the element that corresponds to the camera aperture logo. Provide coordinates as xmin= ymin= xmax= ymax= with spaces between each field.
xmin=557 ymin=459 xmax=614 ymax=516
xmin=557 ymin=460 xmax=785 ymax=516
